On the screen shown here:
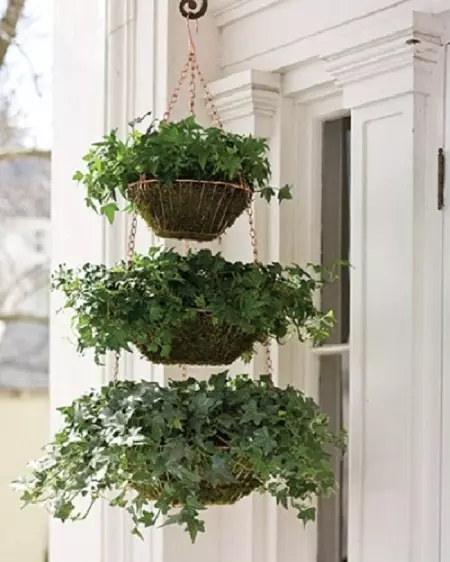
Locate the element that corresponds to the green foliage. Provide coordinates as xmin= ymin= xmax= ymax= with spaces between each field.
xmin=52 ymin=248 xmax=335 ymax=364
xmin=73 ymin=116 xmax=292 ymax=223
xmin=13 ymin=372 xmax=345 ymax=541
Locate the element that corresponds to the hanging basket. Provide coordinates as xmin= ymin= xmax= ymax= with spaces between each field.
xmin=128 ymin=178 xmax=251 ymax=242
xmin=136 ymin=311 xmax=258 ymax=365
xmin=132 ymin=453 xmax=260 ymax=506
xmin=15 ymin=374 xmax=344 ymax=540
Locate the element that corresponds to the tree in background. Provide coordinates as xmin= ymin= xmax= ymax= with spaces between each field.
xmin=0 ymin=0 xmax=25 ymax=68
xmin=0 ymin=0 xmax=50 ymax=323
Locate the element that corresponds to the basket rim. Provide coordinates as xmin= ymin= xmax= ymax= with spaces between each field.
xmin=128 ymin=177 xmax=252 ymax=193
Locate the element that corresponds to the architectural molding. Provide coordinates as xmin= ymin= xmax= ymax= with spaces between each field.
xmin=209 ymin=69 xmax=281 ymax=134
xmin=219 ymin=1 xmax=414 ymax=72
xmin=321 ymin=13 xmax=443 ymax=102
xmin=212 ymin=0 xmax=283 ymax=27
xmin=300 ymin=12 xmax=445 ymax=108
xmin=282 ymin=58 xmax=340 ymax=103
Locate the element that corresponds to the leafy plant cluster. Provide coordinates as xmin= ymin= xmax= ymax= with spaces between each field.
xmin=52 ymin=248 xmax=335 ymax=364
xmin=73 ymin=116 xmax=292 ymax=223
xmin=13 ymin=372 xmax=345 ymax=541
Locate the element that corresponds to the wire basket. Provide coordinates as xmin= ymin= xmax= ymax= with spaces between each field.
xmin=128 ymin=179 xmax=251 ymax=242
xmin=131 ymin=455 xmax=261 ymax=505
xmin=136 ymin=312 xmax=259 ymax=366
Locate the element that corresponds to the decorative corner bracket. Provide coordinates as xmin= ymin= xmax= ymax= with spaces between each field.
xmin=179 ymin=0 xmax=208 ymax=20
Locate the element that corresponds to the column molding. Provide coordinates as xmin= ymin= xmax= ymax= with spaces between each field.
xmin=210 ymin=69 xmax=287 ymax=562
xmin=321 ymin=12 xmax=444 ymax=106
xmin=50 ymin=2 xmax=108 ymax=562
xmin=337 ymin=12 xmax=447 ymax=562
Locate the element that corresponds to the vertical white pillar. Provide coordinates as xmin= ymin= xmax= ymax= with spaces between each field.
xmin=50 ymin=2 xmax=107 ymax=561
xmin=210 ymin=69 xmax=313 ymax=562
xmin=323 ymin=13 xmax=446 ymax=562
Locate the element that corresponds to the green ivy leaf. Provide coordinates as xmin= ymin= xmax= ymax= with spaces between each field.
xmin=101 ymin=203 xmax=119 ymax=224
xmin=210 ymin=455 xmax=234 ymax=487
xmin=75 ymin=116 xmax=293 ymax=217
xmin=278 ymin=185 xmax=293 ymax=202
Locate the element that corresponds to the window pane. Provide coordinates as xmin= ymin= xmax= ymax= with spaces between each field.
xmin=317 ymin=116 xmax=350 ymax=562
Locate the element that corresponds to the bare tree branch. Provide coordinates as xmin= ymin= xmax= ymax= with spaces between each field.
xmin=0 ymin=0 xmax=26 ymax=69
xmin=0 ymin=260 xmax=49 ymax=309
xmin=0 ymin=313 xmax=47 ymax=324
xmin=0 ymin=148 xmax=50 ymax=161
xmin=12 ymin=38 xmax=43 ymax=96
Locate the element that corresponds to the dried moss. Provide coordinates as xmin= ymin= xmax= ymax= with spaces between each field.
xmin=133 ymin=458 xmax=260 ymax=505
xmin=136 ymin=313 xmax=259 ymax=365
xmin=130 ymin=180 xmax=250 ymax=242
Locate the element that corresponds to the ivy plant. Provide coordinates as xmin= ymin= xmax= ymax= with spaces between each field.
xmin=52 ymin=247 xmax=335 ymax=364
xmin=13 ymin=372 xmax=346 ymax=541
xmin=73 ymin=116 xmax=292 ymax=224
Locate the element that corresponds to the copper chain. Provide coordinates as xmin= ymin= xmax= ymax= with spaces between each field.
xmin=112 ymin=201 xmax=138 ymax=383
xmin=195 ymin=61 xmax=223 ymax=129
xmin=163 ymin=55 xmax=191 ymax=122
xmin=114 ymin=20 xmax=272 ymax=380
xmin=189 ymin=53 xmax=196 ymax=117
xmin=247 ymin=201 xmax=273 ymax=375
xmin=181 ymin=238 xmax=190 ymax=379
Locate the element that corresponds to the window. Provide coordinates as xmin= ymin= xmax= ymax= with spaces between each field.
xmin=316 ymin=116 xmax=350 ymax=562
xmin=34 ymin=228 xmax=46 ymax=253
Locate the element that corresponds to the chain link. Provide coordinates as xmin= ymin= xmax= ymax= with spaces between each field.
xmin=127 ymin=211 xmax=138 ymax=265
xmin=188 ymin=52 xmax=196 ymax=116
xmin=246 ymin=201 xmax=259 ymax=263
xmin=181 ymin=237 xmax=191 ymax=379
xmin=149 ymin=18 xmax=271 ymax=377
xmin=247 ymin=200 xmax=273 ymax=376
xmin=163 ymin=55 xmax=191 ymax=122
xmin=113 ymin=188 xmax=139 ymax=383
xmin=195 ymin=62 xmax=224 ymax=129
xmin=113 ymin=351 xmax=120 ymax=383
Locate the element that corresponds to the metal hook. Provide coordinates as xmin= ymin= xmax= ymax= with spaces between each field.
xmin=179 ymin=0 xmax=208 ymax=20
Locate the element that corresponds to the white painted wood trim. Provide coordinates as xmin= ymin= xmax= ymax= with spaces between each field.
xmin=212 ymin=0 xmax=282 ymax=27
xmin=440 ymin=39 xmax=450 ymax=562
xmin=50 ymin=1 xmax=108 ymax=561
xmin=51 ymin=2 xmax=450 ymax=562
xmin=311 ymin=344 xmax=350 ymax=357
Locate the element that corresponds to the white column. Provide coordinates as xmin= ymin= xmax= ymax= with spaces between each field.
xmin=51 ymin=2 xmax=107 ymax=561
xmin=211 ymin=70 xmax=285 ymax=376
xmin=322 ymin=12 xmax=446 ymax=562
xmin=209 ymin=69 xmax=281 ymax=562
xmin=52 ymin=0 xmax=238 ymax=561
xmin=440 ymin=30 xmax=450 ymax=562
xmin=210 ymin=69 xmax=317 ymax=562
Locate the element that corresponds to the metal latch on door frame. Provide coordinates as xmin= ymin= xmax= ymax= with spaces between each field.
xmin=438 ymin=148 xmax=445 ymax=210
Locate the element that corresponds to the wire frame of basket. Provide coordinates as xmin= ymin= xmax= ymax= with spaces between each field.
xmin=128 ymin=178 xmax=252 ymax=242
xmin=130 ymin=452 xmax=261 ymax=506
xmin=135 ymin=311 xmax=260 ymax=366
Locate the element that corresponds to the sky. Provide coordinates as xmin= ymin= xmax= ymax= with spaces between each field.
xmin=1 ymin=0 xmax=53 ymax=148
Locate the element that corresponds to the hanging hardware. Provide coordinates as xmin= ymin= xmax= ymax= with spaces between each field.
xmin=114 ymin=0 xmax=273 ymax=380
xmin=438 ymin=148 xmax=445 ymax=210
xmin=179 ymin=0 xmax=208 ymax=19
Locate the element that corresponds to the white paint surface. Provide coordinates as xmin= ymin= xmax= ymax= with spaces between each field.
xmin=51 ymin=1 xmax=450 ymax=561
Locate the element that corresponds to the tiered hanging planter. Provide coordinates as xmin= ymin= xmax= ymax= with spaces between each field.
xmin=14 ymin=0 xmax=345 ymax=543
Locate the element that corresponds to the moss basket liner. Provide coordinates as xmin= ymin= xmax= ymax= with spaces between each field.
xmin=136 ymin=312 xmax=259 ymax=366
xmin=132 ymin=455 xmax=260 ymax=506
xmin=128 ymin=178 xmax=251 ymax=242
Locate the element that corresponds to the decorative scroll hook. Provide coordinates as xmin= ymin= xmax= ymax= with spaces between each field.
xmin=179 ymin=0 xmax=208 ymax=20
